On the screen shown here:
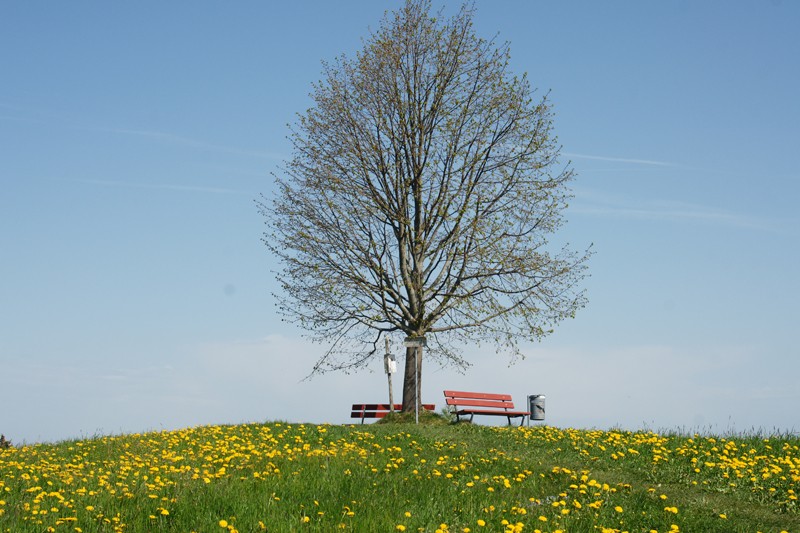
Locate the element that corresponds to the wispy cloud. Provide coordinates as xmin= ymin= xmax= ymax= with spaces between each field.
xmin=571 ymin=188 xmax=780 ymax=232
xmin=105 ymin=128 xmax=285 ymax=160
xmin=563 ymin=152 xmax=672 ymax=167
xmin=0 ymin=101 xmax=285 ymax=160
xmin=71 ymin=178 xmax=245 ymax=195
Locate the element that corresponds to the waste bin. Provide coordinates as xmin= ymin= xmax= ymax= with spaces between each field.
xmin=528 ymin=394 xmax=545 ymax=422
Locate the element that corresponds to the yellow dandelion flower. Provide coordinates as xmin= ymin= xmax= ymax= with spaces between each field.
xmin=219 ymin=520 xmax=229 ymax=528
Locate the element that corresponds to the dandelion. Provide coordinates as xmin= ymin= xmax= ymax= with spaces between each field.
xmin=614 ymin=505 xmax=623 ymax=513
xmin=719 ymin=514 xmax=727 ymax=519
xmin=219 ymin=520 xmax=229 ymax=528
xmin=396 ymin=526 xmax=406 ymax=531
xmin=477 ymin=519 xmax=486 ymax=527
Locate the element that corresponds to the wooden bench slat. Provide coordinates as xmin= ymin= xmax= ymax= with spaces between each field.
xmin=443 ymin=390 xmax=529 ymax=426
xmin=350 ymin=411 xmax=392 ymax=419
xmin=350 ymin=403 xmax=436 ymax=423
xmin=351 ymin=404 xmax=435 ymax=411
xmin=443 ymin=390 xmax=514 ymax=401
xmin=351 ymin=404 xmax=403 ymax=411
xmin=455 ymin=408 xmax=528 ymax=417
xmin=445 ymin=398 xmax=516 ymax=409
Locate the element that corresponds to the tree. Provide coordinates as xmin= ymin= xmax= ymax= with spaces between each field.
xmin=259 ymin=0 xmax=590 ymax=413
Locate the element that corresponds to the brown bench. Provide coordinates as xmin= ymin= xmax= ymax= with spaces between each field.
xmin=350 ymin=403 xmax=436 ymax=423
xmin=443 ymin=390 xmax=530 ymax=426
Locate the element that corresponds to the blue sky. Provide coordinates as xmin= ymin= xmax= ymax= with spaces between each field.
xmin=2 ymin=1 xmax=798 ymax=444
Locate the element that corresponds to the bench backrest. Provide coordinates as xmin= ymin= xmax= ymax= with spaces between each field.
xmin=443 ymin=390 xmax=517 ymax=411
xmin=351 ymin=403 xmax=435 ymax=419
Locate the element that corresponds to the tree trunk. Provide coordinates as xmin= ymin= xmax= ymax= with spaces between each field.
xmin=401 ymin=346 xmax=422 ymax=413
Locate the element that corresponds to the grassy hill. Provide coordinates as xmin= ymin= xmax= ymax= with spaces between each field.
xmin=0 ymin=420 xmax=797 ymax=532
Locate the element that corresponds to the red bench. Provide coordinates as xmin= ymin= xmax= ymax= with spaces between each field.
xmin=350 ymin=403 xmax=436 ymax=423
xmin=443 ymin=390 xmax=530 ymax=426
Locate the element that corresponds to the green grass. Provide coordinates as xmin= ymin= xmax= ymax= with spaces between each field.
xmin=1 ymin=420 xmax=798 ymax=532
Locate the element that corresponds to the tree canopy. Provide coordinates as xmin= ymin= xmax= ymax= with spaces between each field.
xmin=260 ymin=0 xmax=590 ymax=410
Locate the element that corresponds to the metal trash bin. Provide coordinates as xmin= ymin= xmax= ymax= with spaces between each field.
xmin=528 ymin=394 xmax=545 ymax=422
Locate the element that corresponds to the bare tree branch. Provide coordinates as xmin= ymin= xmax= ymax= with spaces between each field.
xmin=259 ymin=0 xmax=591 ymax=411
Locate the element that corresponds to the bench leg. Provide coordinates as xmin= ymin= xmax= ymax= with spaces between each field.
xmin=505 ymin=415 xmax=525 ymax=426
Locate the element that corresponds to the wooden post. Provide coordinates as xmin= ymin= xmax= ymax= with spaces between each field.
xmin=385 ymin=337 xmax=394 ymax=413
